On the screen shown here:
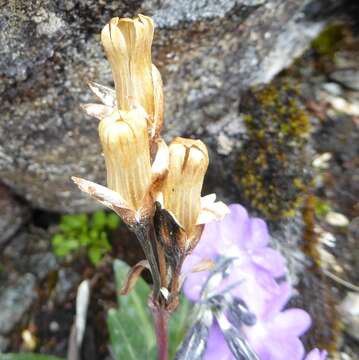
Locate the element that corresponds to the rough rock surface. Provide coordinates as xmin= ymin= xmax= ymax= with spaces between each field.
xmin=0 ymin=0 xmax=339 ymax=212
xmin=0 ymin=184 xmax=29 ymax=246
xmin=0 ymin=226 xmax=58 ymax=340
xmin=0 ymin=273 xmax=36 ymax=335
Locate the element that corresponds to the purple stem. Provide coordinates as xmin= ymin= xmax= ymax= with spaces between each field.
xmin=151 ymin=302 xmax=169 ymax=360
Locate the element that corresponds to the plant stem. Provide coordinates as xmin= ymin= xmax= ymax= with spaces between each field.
xmin=133 ymin=221 xmax=162 ymax=299
xmin=151 ymin=302 xmax=169 ymax=360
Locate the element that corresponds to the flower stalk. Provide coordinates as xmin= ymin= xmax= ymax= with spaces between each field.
xmin=150 ymin=300 xmax=170 ymax=360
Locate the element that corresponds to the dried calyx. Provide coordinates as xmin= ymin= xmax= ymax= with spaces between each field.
xmin=73 ymin=14 xmax=228 ymax=309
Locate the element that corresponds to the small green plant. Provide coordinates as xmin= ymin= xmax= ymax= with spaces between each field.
xmin=314 ymin=197 xmax=332 ymax=218
xmin=52 ymin=210 xmax=120 ymax=265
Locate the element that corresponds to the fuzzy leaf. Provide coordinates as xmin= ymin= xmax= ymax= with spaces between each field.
xmin=107 ymin=260 xmax=156 ymax=360
xmin=169 ymin=295 xmax=192 ymax=358
xmin=0 ymin=354 xmax=65 ymax=360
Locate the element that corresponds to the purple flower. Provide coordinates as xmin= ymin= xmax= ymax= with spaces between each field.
xmin=183 ymin=204 xmax=286 ymax=316
xmin=304 ymin=349 xmax=328 ymax=360
xmin=242 ymin=282 xmax=311 ymax=360
xmin=203 ymin=324 xmax=233 ymax=360
xmin=183 ymin=204 xmax=315 ymax=360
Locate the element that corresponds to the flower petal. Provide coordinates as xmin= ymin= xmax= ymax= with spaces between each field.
xmin=251 ymin=247 xmax=286 ymax=278
xmin=305 ymin=348 xmax=328 ymax=360
xmin=269 ymin=309 xmax=312 ymax=336
xmin=262 ymin=281 xmax=292 ymax=320
xmin=219 ymin=204 xmax=251 ymax=248
xmin=254 ymin=337 xmax=305 ymax=360
xmin=150 ymin=64 xmax=164 ymax=140
xmin=183 ymin=270 xmax=209 ymax=301
xmin=197 ymin=196 xmax=230 ymax=225
xmin=151 ymin=138 xmax=169 ymax=178
xmin=192 ymin=220 xmax=221 ymax=259
xmin=231 ymin=266 xmax=281 ymax=317
xmin=181 ymin=254 xmax=203 ymax=274
xmin=204 ymin=324 xmax=234 ymax=360
xmin=247 ymin=217 xmax=270 ymax=249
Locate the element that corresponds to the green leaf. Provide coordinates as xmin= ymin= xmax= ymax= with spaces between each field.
xmin=60 ymin=214 xmax=88 ymax=231
xmin=53 ymin=237 xmax=80 ymax=258
xmin=107 ymin=213 xmax=120 ymax=230
xmin=0 ymin=354 xmax=65 ymax=360
xmin=51 ymin=234 xmax=64 ymax=246
xmin=89 ymin=229 xmax=99 ymax=241
xmin=88 ymin=246 xmax=104 ymax=266
xmin=169 ymin=295 xmax=192 ymax=358
xmin=79 ymin=232 xmax=91 ymax=246
xmin=314 ymin=198 xmax=332 ymax=217
xmin=91 ymin=210 xmax=107 ymax=230
xmin=107 ymin=260 xmax=156 ymax=360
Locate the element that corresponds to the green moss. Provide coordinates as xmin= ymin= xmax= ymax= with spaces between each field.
xmin=311 ymin=23 xmax=345 ymax=58
xmin=236 ymin=81 xmax=311 ymax=219
xmin=301 ymin=194 xmax=342 ymax=353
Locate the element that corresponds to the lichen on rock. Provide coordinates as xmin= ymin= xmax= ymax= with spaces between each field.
xmin=235 ymin=80 xmax=311 ymax=219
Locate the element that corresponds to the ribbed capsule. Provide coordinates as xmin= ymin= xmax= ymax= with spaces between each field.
xmin=101 ymin=15 xmax=163 ymax=141
xmin=162 ymin=137 xmax=209 ymax=237
xmin=98 ymin=108 xmax=152 ymax=211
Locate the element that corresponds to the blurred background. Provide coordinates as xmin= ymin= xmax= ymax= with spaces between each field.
xmin=0 ymin=0 xmax=358 ymax=359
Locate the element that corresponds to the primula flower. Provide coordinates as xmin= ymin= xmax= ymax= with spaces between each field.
xmin=183 ymin=204 xmax=317 ymax=360
xmin=242 ymin=282 xmax=311 ymax=360
xmin=304 ymin=349 xmax=328 ymax=360
xmin=183 ymin=204 xmax=286 ymax=316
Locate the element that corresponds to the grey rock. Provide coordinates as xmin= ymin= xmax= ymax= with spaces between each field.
xmin=0 ymin=227 xmax=58 ymax=338
xmin=54 ymin=268 xmax=81 ymax=303
xmin=321 ymin=82 xmax=343 ymax=96
xmin=330 ymin=69 xmax=359 ymax=92
xmin=0 ymin=335 xmax=9 ymax=353
xmin=338 ymin=292 xmax=359 ymax=341
xmin=0 ymin=184 xmax=29 ymax=246
xmin=29 ymin=252 xmax=58 ymax=280
xmin=0 ymin=0 xmax=335 ymax=212
xmin=0 ymin=273 xmax=36 ymax=335
xmin=3 ymin=227 xmax=58 ymax=280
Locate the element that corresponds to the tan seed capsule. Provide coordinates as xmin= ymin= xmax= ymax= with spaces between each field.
xmin=162 ymin=137 xmax=209 ymax=242
xmin=99 ymin=108 xmax=152 ymax=211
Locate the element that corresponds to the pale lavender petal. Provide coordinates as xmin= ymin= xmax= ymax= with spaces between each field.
xmin=251 ymin=247 xmax=286 ymax=278
xmin=219 ymin=204 xmax=251 ymax=248
xmin=262 ymin=337 xmax=305 ymax=360
xmin=262 ymin=282 xmax=292 ymax=320
xmin=246 ymin=217 xmax=270 ymax=250
xmin=305 ymin=348 xmax=328 ymax=360
xmin=268 ymin=309 xmax=312 ymax=336
xmin=181 ymin=254 xmax=203 ymax=274
xmin=230 ymin=265 xmax=280 ymax=317
xmin=193 ymin=220 xmax=221 ymax=259
xmin=183 ymin=270 xmax=209 ymax=301
xmin=204 ymin=324 xmax=234 ymax=360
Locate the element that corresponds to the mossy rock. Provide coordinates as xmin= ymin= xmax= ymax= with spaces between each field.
xmin=236 ymin=81 xmax=311 ymax=220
